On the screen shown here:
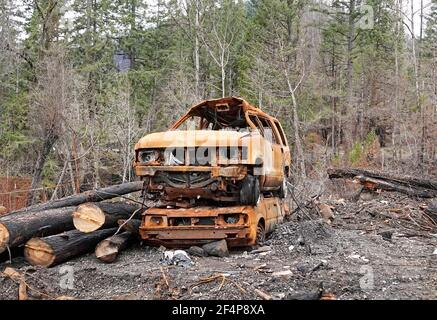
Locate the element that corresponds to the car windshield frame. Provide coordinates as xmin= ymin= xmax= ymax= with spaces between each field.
xmin=171 ymin=105 xmax=256 ymax=132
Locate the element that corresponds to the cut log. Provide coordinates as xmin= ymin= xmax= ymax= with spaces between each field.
xmin=0 ymin=202 xmax=141 ymax=254
xmin=327 ymin=168 xmax=437 ymax=198
xmin=72 ymin=202 xmax=143 ymax=233
xmin=117 ymin=219 xmax=142 ymax=236
xmin=95 ymin=231 xmax=133 ymax=263
xmin=9 ymin=181 xmax=144 ymax=215
xmin=0 ymin=206 xmax=76 ymax=254
xmin=24 ymin=228 xmax=117 ymax=267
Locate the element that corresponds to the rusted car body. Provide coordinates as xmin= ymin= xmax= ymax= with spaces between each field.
xmin=133 ymin=97 xmax=291 ymax=205
xmin=139 ymin=196 xmax=286 ymax=247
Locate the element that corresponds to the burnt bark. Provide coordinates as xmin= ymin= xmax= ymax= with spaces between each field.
xmin=0 ymin=206 xmax=75 ymax=254
xmin=11 ymin=181 xmax=144 ymax=215
xmin=0 ymin=202 xmax=142 ymax=254
xmin=117 ymin=219 xmax=142 ymax=236
xmin=327 ymin=168 xmax=437 ymax=198
xmin=24 ymin=228 xmax=117 ymax=267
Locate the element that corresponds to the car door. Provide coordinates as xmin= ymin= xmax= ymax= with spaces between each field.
xmin=256 ymin=197 xmax=283 ymax=233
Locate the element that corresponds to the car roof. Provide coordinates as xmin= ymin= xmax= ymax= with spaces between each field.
xmin=170 ymin=96 xmax=279 ymax=130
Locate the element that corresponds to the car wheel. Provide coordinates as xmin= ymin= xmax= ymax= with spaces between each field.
xmin=256 ymin=221 xmax=266 ymax=245
xmin=240 ymin=175 xmax=260 ymax=205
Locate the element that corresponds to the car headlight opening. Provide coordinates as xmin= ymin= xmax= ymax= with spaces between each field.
xmin=138 ymin=150 xmax=159 ymax=164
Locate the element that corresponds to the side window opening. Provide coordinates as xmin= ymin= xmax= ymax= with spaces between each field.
xmin=258 ymin=117 xmax=279 ymax=144
xmin=273 ymin=120 xmax=287 ymax=146
xmin=248 ymin=114 xmax=264 ymax=135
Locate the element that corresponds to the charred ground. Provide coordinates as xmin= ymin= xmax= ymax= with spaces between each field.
xmin=1 ymin=187 xmax=435 ymax=300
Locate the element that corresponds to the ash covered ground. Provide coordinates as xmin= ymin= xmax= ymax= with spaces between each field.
xmin=1 ymin=188 xmax=436 ymax=300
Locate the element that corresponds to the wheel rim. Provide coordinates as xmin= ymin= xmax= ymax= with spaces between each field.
xmin=256 ymin=223 xmax=265 ymax=245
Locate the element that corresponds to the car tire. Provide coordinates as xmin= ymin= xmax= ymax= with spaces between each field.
xmin=240 ymin=175 xmax=260 ymax=205
xmin=256 ymin=221 xmax=266 ymax=245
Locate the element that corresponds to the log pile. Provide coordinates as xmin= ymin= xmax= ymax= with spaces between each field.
xmin=0 ymin=182 xmax=146 ymax=267
xmin=327 ymin=168 xmax=437 ymax=198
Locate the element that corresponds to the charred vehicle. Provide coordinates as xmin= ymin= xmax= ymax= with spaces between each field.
xmin=139 ymin=196 xmax=286 ymax=247
xmin=133 ymin=97 xmax=291 ymax=205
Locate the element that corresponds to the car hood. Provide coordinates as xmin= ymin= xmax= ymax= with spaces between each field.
xmin=135 ymin=130 xmax=254 ymax=149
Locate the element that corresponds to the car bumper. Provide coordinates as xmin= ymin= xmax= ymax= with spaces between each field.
xmin=133 ymin=164 xmax=247 ymax=179
xmin=139 ymin=206 xmax=257 ymax=247
xmin=140 ymin=225 xmax=254 ymax=247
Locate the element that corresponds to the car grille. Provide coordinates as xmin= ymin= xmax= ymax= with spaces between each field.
xmin=155 ymin=171 xmax=212 ymax=188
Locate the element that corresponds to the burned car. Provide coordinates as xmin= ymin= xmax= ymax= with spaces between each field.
xmin=140 ymin=195 xmax=286 ymax=247
xmin=133 ymin=97 xmax=291 ymax=205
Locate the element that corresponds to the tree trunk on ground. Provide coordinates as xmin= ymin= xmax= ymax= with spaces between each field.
xmin=72 ymin=202 xmax=143 ymax=233
xmin=0 ymin=202 xmax=142 ymax=254
xmin=95 ymin=231 xmax=133 ymax=263
xmin=0 ymin=206 xmax=76 ymax=254
xmin=24 ymin=228 xmax=117 ymax=267
xmin=117 ymin=219 xmax=141 ymax=236
xmin=11 ymin=181 xmax=144 ymax=215
xmin=327 ymin=168 xmax=437 ymax=198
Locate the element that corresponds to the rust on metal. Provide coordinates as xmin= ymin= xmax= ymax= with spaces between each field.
xmin=139 ymin=196 xmax=287 ymax=247
xmin=133 ymin=96 xmax=292 ymax=205
xmin=134 ymin=97 xmax=290 ymax=246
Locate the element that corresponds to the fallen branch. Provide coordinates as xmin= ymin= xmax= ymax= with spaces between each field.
xmin=189 ymin=274 xmax=246 ymax=294
xmin=328 ymin=168 xmax=437 ymax=198
xmin=254 ymin=288 xmax=272 ymax=300
xmin=160 ymin=266 xmax=170 ymax=288
xmin=1 ymin=267 xmax=55 ymax=300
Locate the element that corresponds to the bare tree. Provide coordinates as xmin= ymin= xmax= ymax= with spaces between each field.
xmin=28 ymin=46 xmax=74 ymax=204
xmin=199 ymin=0 xmax=243 ymax=97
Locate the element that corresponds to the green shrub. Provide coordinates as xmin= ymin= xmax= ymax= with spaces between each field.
xmin=348 ymin=142 xmax=363 ymax=165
